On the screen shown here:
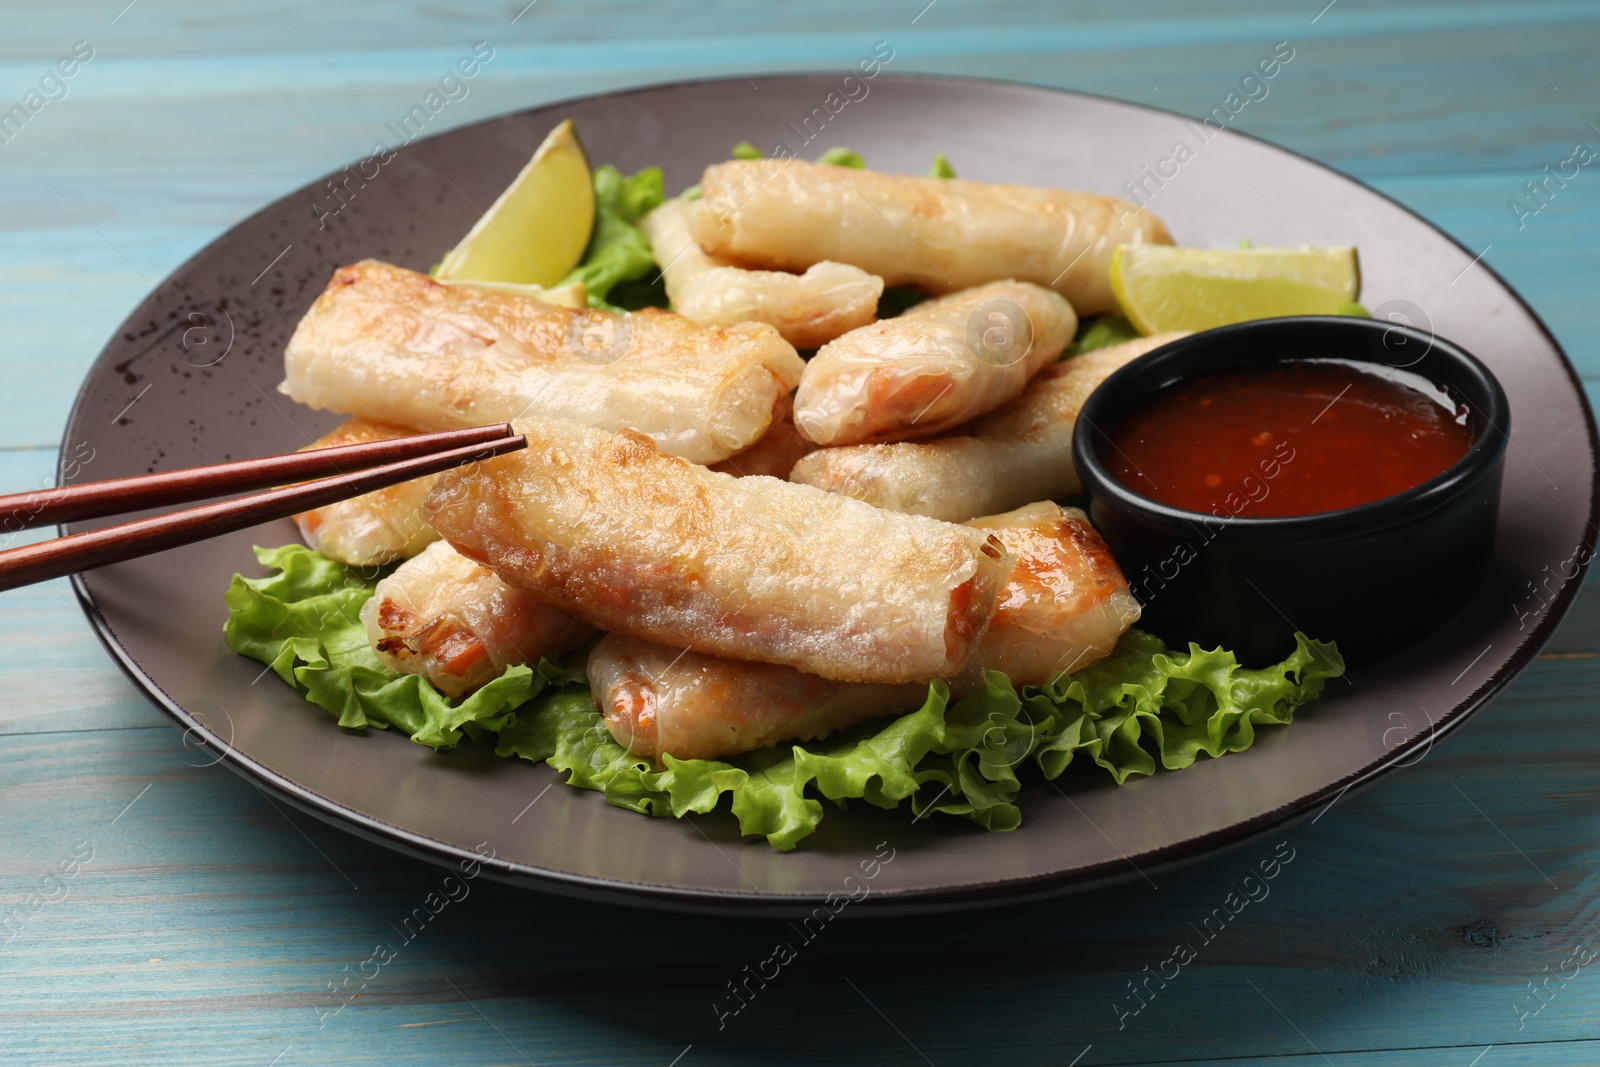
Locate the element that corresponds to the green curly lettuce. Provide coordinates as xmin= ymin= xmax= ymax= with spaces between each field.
xmin=727 ymin=142 xmax=866 ymax=169
xmin=225 ymin=546 xmax=1343 ymax=850
xmin=557 ymin=164 xmax=667 ymax=310
xmin=818 ymin=146 xmax=866 ymax=168
xmin=555 ymin=146 xmax=963 ymax=308
xmin=1069 ymin=314 xmax=1142 ymax=355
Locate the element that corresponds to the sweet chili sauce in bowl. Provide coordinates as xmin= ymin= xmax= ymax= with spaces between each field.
xmin=1073 ymin=317 xmax=1509 ymax=665
xmin=1106 ymin=360 xmax=1474 ymax=518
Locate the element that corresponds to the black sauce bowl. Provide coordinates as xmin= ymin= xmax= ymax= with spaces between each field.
xmin=1072 ymin=316 xmax=1510 ymax=666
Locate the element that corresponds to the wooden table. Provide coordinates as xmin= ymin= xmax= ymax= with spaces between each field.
xmin=3 ymin=2 xmax=1597 ymax=1064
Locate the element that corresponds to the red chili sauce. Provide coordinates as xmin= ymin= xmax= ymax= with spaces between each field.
xmin=1106 ymin=359 xmax=1472 ymax=517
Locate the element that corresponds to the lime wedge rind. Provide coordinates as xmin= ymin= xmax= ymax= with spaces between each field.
xmin=1111 ymin=245 xmax=1361 ymax=335
xmin=432 ymin=119 xmax=596 ymax=290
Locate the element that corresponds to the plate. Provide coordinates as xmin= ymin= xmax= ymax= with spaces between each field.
xmin=62 ymin=74 xmax=1597 ymax=915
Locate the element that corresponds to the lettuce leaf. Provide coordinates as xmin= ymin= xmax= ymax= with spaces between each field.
xmin=818 ymin=147 xmax=866 ymax=168
xmin=726 ymin=141 xmax=866 ymax=169
xmin=558 ymin=164 xmax=666 ymax=310
xmin=225 ymin=546 xmax=1343 ymax=851
xmin=1069 ymin=314 xmax=1142 ymax=355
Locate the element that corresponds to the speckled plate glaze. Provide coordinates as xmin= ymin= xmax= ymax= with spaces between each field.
xmin=61 ymin=75 xmax=1597 ymax=915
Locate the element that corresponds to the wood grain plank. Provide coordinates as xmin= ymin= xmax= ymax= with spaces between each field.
xmin=4 ymin=6 xmax=1595 ymax=187
xmin=0 ymin=449 xmax=190 ymax=737
xmin=1 ymin=0 xmax=1594 ymax=62
xmin=2 ymin=653 xmax=1600 ymax=1064
xmin=1 ymin=3 xmax=1597 ymax=1063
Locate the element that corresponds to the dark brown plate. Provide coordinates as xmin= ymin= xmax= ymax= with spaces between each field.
xmin=62 ymin=74 xmax=1597 ymax=915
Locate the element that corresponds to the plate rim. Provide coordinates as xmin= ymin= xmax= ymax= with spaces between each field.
xmin=60 ymin=70 xmax=1600 ymax=915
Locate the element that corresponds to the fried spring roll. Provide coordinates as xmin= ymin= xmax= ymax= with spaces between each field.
xmin=361 ymin=541 xmax=594 ymax=699
xmin=689 ymin=159 xmax=1172 ymax=315
xmin=594 ymin=503 xmax=1139 ymax=760
xmin=638 ymin=198 xmax=883 ymax=349
xmin=790 ymin=333 xmax=1187 ymax=521
xmin=708 ymin=395 xmax=815 ymax=479
xmin=964 ymin=502 xmax=1140 ymax=684
xmin=281 ymin=260 xmax=805 ymax=465
xmin=291 ymin=417 xmax=441 ymax=566
xmin=424 ymin=417 xmax=1013 ymax=684
xmin=792 ymin=281 xmax=1077 ymax=446
xmin=590 ymin=633 xmax=925 ymax=760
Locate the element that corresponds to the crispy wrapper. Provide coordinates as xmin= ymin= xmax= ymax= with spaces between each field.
xmin=424 ymin=417 xmax=1013 ymax=684
xmin=791 ymin=333 xmax=1187 ymax=521
xmin=292 ymin=416 xmax=440 ymax=566
xmin=690 ymin=159 xmax=1171 ymax=315
xmin=361 ymin=540 xmax=593 ymax=699
xmin=281 ymin=260 xmax=804 ymax=465
xmin=593 ymin=502 xmax=1138 ymax=760
xmin=792 ymin=280 xmax=1077 ymax=446
xmin=639 ymin=198 xmax=882 ymax=349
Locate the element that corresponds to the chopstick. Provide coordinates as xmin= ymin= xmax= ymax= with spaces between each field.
xmin=0 ymin=431 xmax=526 ymax=593
xmin=0 ymin=423 xmax=516 ymax=531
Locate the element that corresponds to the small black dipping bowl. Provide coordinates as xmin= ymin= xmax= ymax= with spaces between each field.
xmin=1072 ymin=316 xmax=1510 ymax=666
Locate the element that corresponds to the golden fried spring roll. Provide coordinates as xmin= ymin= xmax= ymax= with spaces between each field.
xmin=361 ymin=541 xmax=594 ymax=699
xmin=281 ymin=260 xmax=805 ymax=465
xmin=638 ymin=198 xmax=883 ymax=349
xmin=595 ymin=503 xmax=1138 ymax=760
xmin=792 ymin=281 xmax=1077 ymax=446
xmin=293 ymin=417 xmax=441 ymax=566
xmin=590 ymin=633 xmax=924 ymax=761
xmin=790 ymin=333 xmax=1187 ymax=521
xmin=965 ymin=502 xmax=1140 ymax=684
xmin=424 ymin=417 xmax=1013 ymax=685
xmin=689 ymin=159 xmax=1172 ymax=315
xmin=708 ymin=395 xmax=815 ymax=479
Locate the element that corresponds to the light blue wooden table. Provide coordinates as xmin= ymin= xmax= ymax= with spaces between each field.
xmin=4 ymin=2 xmax=1599 ymax=1064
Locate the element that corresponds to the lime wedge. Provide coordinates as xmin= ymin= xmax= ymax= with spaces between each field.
xmin=1110 ymin=245 xmax=1361 ymax=334
xmin=432 ymin=119 xmax=595 ymax=288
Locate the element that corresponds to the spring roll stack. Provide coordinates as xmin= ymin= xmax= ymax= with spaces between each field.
xmin=591 ymin=502 xmax=1139 ymax=761
xmin=791 ymin=333 xmax=1188 ymax=521
xmin=282 ymin=260 xmax=804 ymax=464
xmin=278 ymin=153 xmax=1181 ymax=763
xmin=690 ymin=158 xmax=1171 ymax=315
xmin=425 ymin=417 xmax=1011 ymax=685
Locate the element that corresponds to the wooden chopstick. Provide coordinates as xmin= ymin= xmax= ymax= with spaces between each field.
xmin=0 ymin=423 xmax=516 ymax=532
xmin=0 ymin=434 xmax=527 ymax=592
